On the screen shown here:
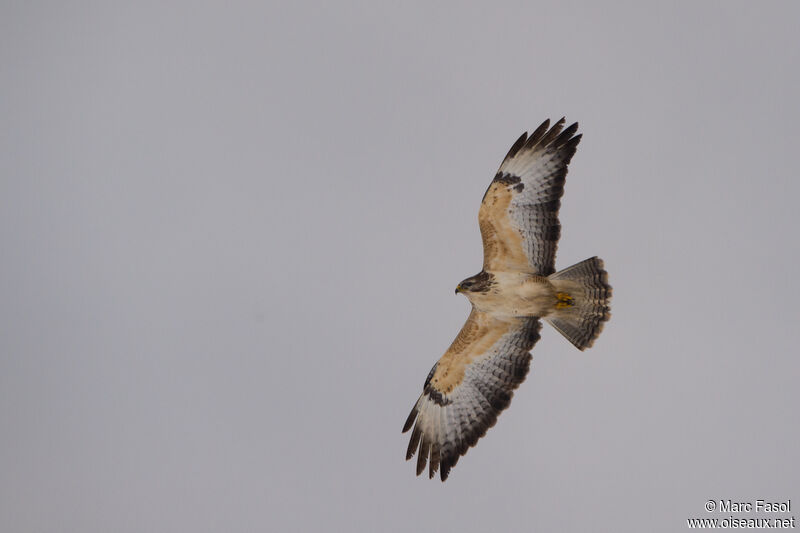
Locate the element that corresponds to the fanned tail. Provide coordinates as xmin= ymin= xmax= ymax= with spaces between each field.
xmin=546 ymin=257 xmax=612 ymax=350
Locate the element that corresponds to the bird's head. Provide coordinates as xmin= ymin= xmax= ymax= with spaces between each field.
xmin=455 ymin=271 xmax=494 ymax=296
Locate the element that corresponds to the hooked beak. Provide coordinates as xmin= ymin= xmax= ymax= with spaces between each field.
xmin=455 ymin=285 xmax=462 ymax=295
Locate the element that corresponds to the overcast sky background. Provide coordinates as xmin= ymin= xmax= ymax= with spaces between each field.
xmin=2 ymin=2 xmax=799 ymax=532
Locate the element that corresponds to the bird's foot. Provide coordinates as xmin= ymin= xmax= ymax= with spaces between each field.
xmin=555 ymin=292 xmax=574 ymax=309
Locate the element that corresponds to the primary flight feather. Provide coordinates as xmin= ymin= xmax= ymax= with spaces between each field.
xmin=402 ymin=118 xmax=612 ymax=481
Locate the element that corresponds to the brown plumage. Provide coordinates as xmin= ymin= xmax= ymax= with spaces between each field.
xmin=402 ymin=118 xmax=612 ymax=481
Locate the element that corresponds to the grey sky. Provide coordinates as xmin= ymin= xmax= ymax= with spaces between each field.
xmin=1 ymin=2 xmax=798 ymax=532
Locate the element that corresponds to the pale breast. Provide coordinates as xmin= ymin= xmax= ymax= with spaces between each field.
xmin=470 ymin=272 xmax=556 ymax=319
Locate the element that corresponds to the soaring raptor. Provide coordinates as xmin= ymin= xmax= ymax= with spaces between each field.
xmin=402 ymin=118 xmax=612 ymax=481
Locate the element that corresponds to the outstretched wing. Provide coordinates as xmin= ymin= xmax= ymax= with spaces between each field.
xmin=479 ymin=118 xmax=581 ymax=275
xmin=402 ymin=310 xmax=541 ymax=481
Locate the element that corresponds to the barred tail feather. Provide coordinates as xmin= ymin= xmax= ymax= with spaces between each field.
xmin=546 ymin=256 xmax=612 ymax=351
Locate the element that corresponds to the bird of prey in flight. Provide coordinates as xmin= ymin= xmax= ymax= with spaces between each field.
xmin=402 ymin=118 xmax=612 ymax=481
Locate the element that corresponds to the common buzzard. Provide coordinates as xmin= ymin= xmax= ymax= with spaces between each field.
xmin=402 ymin=118 xmax=612 ymax=481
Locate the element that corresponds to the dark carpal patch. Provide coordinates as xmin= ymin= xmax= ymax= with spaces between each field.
xmin=423 ymin=387 xmax=451 ymax=406
xmin=493 ymin=171 xmax=521 ymax=185
xmin=422 ymin=362 xmax=451 ymax=406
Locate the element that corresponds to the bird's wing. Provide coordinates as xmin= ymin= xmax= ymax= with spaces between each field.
xmin=479 ymin=118 xmax=581 ymax=275
xmin=402 ymin=310 xmax=541 ymax=481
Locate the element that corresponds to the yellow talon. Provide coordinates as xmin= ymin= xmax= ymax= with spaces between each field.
xmin=555 ymin=292 xmax=574 ymax=309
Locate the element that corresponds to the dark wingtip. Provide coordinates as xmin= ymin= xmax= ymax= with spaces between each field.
xmin=402 ymin=405 xmax=417 ymax=433
xmin=405 ymin=421 xmax=422 ymax=460
xmin=538 ymin=118 xmax=566 ymax=147
xmin=502 ymin=131 xmax=528 ymax=163
xmin=440 ymin=453 xmax=455 ymax=481
xmin=554 ymin=122 xmax=579 ymax=146
xmin=428 ymin=442 xmax=440 ymax=479
xmin=524 ymin=119 xmax=550 ymax=149
xmin=537 ymin=118 xmax=551 ymax=132
xmin=416 ymin=436 xmax=430 ymax=476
